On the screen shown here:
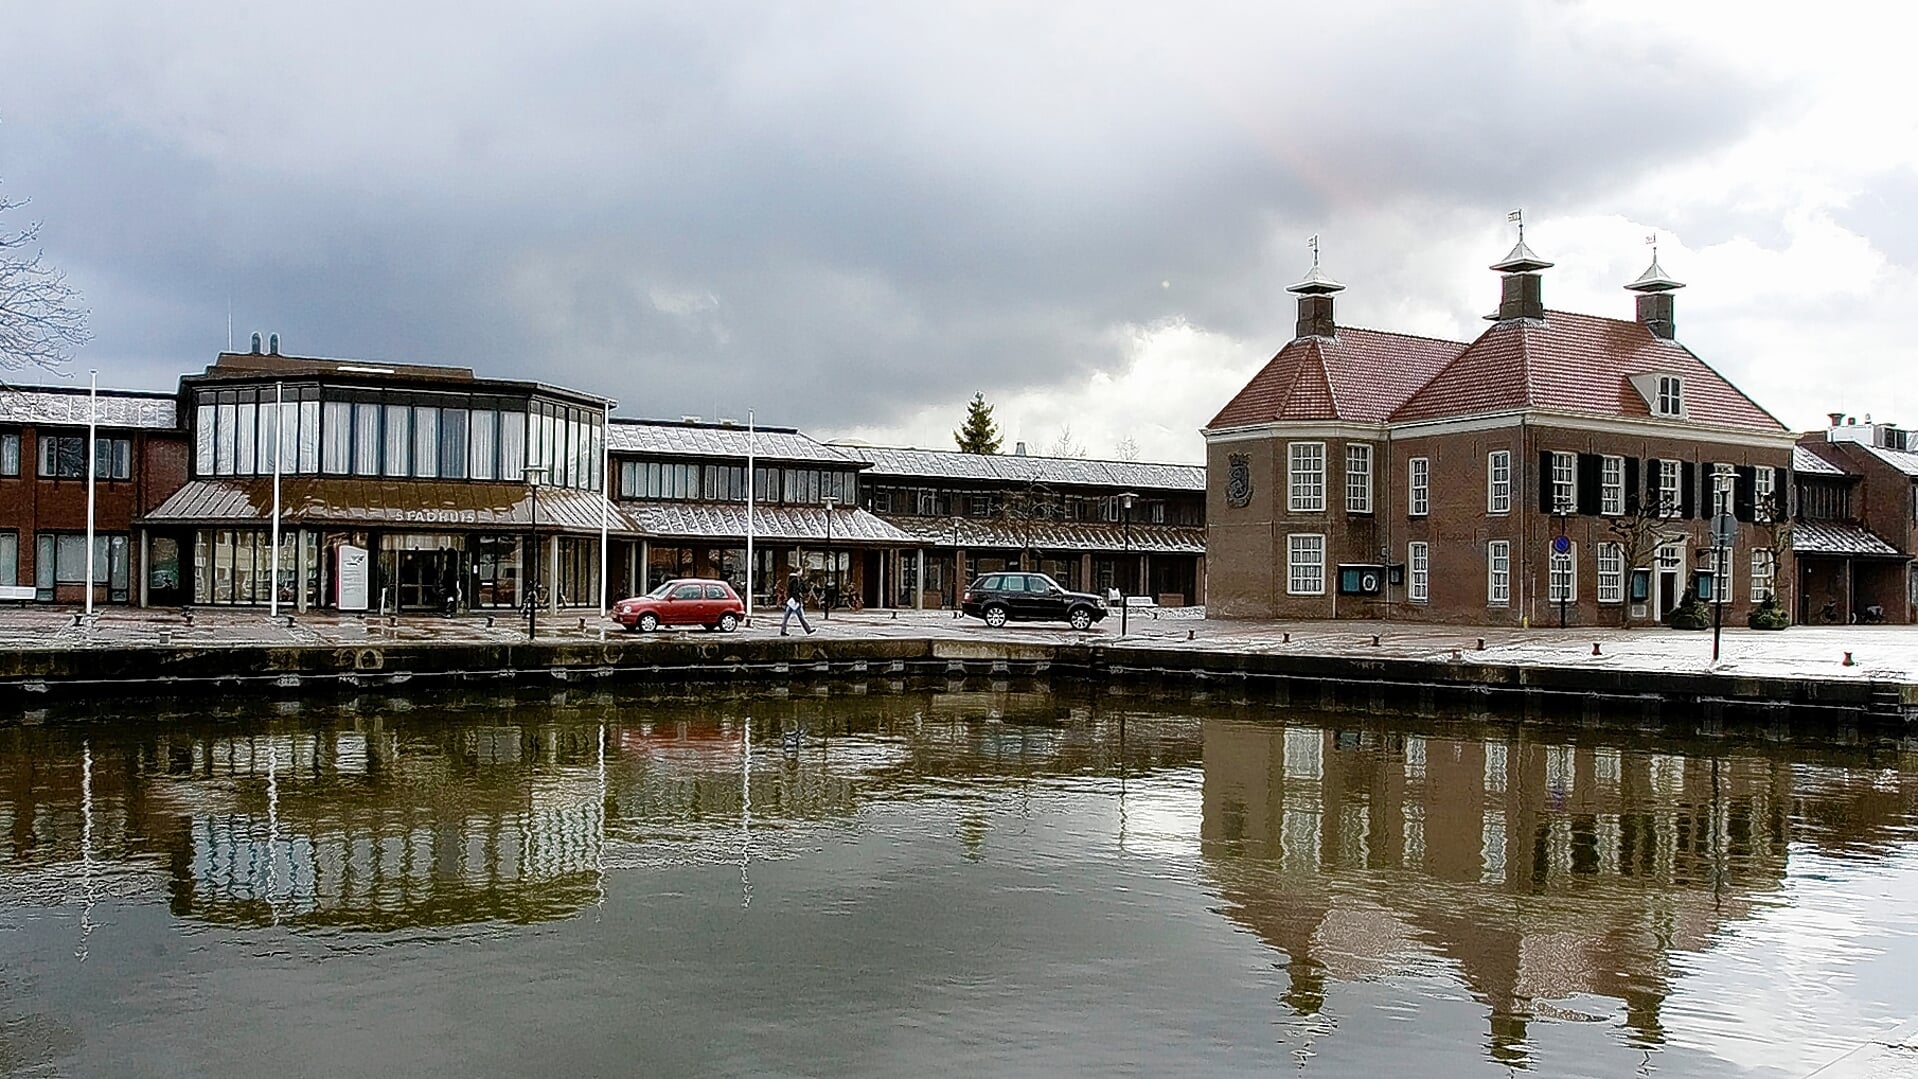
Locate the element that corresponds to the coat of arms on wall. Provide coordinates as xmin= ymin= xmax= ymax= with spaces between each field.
xmin=1226 ymin=453 xmax=1252 ymax=507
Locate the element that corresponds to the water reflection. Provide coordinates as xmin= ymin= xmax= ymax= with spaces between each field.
xmin=3 ymin=689 xmax=1917 ymax=1075
xmin=1198 ymin=716 xmax=1918 ymax=1068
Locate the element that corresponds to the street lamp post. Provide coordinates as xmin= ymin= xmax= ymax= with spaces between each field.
xmin=524 ymin=466 xmax=548 ymax=641
xmin=1119 ymin=491 xmax=1138 ymax=636
xmin=822 ymin=495 xmax=836 ymax=621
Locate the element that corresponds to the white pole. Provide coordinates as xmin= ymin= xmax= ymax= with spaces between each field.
xmin=270 ymin=381 xmax=283 ymax=618
xmin=599 ymin=400 xmax=610 ymax=615
xmin=84 ymin=371 xmax=97 ymax=617
xmin=745 ymin=408 xmax=756 ymax=623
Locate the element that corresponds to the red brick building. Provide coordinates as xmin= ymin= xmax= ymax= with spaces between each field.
xmin=1792 ymin=419 xmax=1917 ymax=623
xmin=1204 ymin=239 xmax=1798 ymax=626
xmin=0 ymin=386 xmax=188 ymax=604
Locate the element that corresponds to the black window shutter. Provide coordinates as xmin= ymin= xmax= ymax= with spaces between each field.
xmin=1646 ymin=457 xmax=1664 ymax=513
xmin=1538 ymin=451 xmax=1554 ymax=513
xmin=1576 ymin=453 xmax=1601 ymax=515
xmin=1679 ymin=461 xmax=1696 ymax=518
xmin=1733 ymin=465 xmax=1757 ymax=522
xmin=1624 ymin=457 xmax=1641 ymax=515
xmin=1775 ymin=466 xmax=1792 ymax=519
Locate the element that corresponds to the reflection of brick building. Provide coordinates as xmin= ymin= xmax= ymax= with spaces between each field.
xmin=1199 ymin=716 xmax=1799 ymax=1064
xmin=1205 ymin=239 xmax=1797 ymax=626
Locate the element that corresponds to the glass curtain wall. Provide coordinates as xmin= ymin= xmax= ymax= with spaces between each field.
xmin=192 ymin=385 xmax=589 ymax=488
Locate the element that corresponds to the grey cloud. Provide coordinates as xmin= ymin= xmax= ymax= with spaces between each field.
xmin=1 ymin=1 xmax=1778 ymax=429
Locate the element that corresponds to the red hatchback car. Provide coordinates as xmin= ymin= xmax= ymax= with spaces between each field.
xmin=613 ymin=578 xmax=746 ymax=633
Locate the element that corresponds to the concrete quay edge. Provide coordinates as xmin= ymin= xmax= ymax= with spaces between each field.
xmin=0 ymin=635 xmax=1910 ymax=729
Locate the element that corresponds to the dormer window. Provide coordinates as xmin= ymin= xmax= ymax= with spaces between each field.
xmin=1655 ymin=375 xmax=1684 ymax=417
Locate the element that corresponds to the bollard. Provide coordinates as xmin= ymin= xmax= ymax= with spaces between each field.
xmin=485 ymin=616 xmax=495 ymax=629
xmin=1476 ymin=637 xmax=1485 ymax=650
xmin=1592 ymin=642 xmax=1601 ymax=656
xmin=1371 ymin=634 xmax=1380 ymax=647
xmin=1844 ymin=651 xmax=1856 ymax=667
xmin=892 ymin=610 xmax=898 ymax=619
xmin=1282 ymin=632 xmax=1290 ymax=643
xmin=578 ymin=617 xmax=586 ymax=631
xmin=1187 ymin=629 xmax=1195 ymax=641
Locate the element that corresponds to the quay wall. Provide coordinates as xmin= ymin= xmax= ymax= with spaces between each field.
xmin=2 ymin=636 xmax=1912 ymax=730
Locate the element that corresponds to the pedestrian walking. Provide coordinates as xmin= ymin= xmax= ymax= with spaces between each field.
xmin=780 ymin=572 xmax=815 ymax=636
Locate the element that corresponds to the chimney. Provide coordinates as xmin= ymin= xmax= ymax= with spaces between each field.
xmin=268 ymin=333 xmax=280 ymax=355
xmin=1828 ymin=412 xmax=1844 ymax=429
xmin=1488 ymin=234 xmax=1552 ymax=322
xmin=249 ymin=332 xmax=263 ymax=354
xmin=1286 ymin=247 xmax=1344 ymax=339
xmin=1014 ymin=441 xmax=1027 ymax=456
xmin=1625 ymin=247 xmax=1684 ymax=340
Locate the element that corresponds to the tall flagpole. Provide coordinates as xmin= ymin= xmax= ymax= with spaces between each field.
xmin=599 ymin=400 xmax=611 ymax=615
xmin=269 ymin=381 xmax=283 ymax=618
xmin=745 ymin=409 xmax=756 ymax=624
xmin=84 ymin=371 xmax=98 ymax=618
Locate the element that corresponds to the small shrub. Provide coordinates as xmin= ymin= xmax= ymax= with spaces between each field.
xmin=1748 ymin=597 xmax=1790 ymax=630
xmin=1670 ymin=587 xmax=1711 ymax=630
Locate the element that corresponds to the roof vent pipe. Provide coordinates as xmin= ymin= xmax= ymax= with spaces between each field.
xmin=1014 ymin=441 xmax=1027 ymax=456
xmin=249 ymin=332 xmax=263 ymax=354
xmin=268 ymin=333 xmax=280 ymax=355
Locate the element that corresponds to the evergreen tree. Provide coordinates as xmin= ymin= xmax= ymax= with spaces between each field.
xmin=953 ymin=392 xmax=1002 ymax=454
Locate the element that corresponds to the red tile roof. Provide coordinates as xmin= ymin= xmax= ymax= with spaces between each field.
xmin=1208 ymin=327 xmax=1466 ymax=428
xmin=1390 ymin=310 xmax=1786 ymax=431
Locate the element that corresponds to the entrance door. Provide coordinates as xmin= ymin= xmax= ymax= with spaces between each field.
xmin=1655 ymin=541 xmax=1684 ymax=622
xmin=398 ymin=549 xmax=464 ymax=611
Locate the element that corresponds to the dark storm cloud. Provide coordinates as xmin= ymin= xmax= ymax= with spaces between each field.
xmin=0 ymin=1 xmax=1775 ymax=426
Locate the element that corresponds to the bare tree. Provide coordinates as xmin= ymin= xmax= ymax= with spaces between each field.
xmin=1114 ymin=436 xmax=1140 ymax=462
xmin=1 ymin=183 xmax=91 ymax=374
xmin=1603 ymin=494 xmax=1681 ymax=626
xmin=998 ymin=477 xmax=1055 ymax=571
xmin=1046 ymin=425 xmax=1088 ymax=459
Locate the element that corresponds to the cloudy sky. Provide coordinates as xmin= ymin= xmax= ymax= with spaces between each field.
xmin=3 ymin=1 xmax=1913 ymax=463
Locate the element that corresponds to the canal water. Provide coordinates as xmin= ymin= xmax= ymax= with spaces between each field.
xmin=2 ymin=685 xmax=1916 ymax=1077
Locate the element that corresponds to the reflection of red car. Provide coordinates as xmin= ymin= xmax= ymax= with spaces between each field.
xmin=613 ymin=579 xmax=745 ymax=633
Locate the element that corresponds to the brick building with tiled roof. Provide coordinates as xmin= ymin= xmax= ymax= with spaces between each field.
xmin=1204 ymin=235 xmax=1800 ymax=627
xmin=1791 ymin=419 xmax=1917 ymax=623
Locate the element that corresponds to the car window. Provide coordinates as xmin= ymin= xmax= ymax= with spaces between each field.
xmin=647 ymin=583 xmax=674 ymax=599
xmin=672 ymin=584 xmax=703 ymax=600
xmin=1034 ymin=575 xmax=1060 ymax=592
xmin=704 ymin=585 xmax=729 ymax=600
xmin=1000 ymin=575 xmax=1026 ymax=593
xmin=977 ymin=575 xmax=1001 ymax=590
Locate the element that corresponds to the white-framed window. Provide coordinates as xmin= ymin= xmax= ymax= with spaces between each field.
xmin=1287 ymin=533 xmax=1326 ymax=595
xmin=1750 ymin=548 xmax=1776 ymax=603
xmin=1288 ymin=442 xmax=1326 ymax=513
xmin=1551 ymin=451 xmax=1577 ymax=514
xmin=1656 ymin=375 xmax=1684 ymax=417
xmin=1755 ymin=466 xmax=1776 ymax=522
xmin=1487 ymin=540 xmax=1510 ymax=605
xmin=1710 ymin=463 xmax=1735 ymax=518
xmin=1600 ymin=455 xmax=1625 ymax=516
xmin=1657 ymin=459 xmax=1682 ymax=518
xmin=1488 ymin=451 xmax=1511 ymax=514
xmin=1707 ymin=546 xmax=1735 ymax=598
xmin=1345 ymin=443 xmax=1373 ymax=514
xmin=1408 ymin=541 xmax=1429 ymax=602
xmin=1597 ymin=542 xmax=1624 ymax=603
xmin=1409 ymin=457 xmax=1430 ymax=516
xmin=1549 ymin=544 xmax=1577 ymax=603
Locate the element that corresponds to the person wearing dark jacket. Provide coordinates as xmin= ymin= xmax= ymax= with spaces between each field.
xmin=780 ymin=572 xmax=815 ymax=636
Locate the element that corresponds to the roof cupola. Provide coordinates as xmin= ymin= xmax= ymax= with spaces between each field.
xmin=1488 ymin=209 xmax=1551 ymax=322
xmin=1624 ymin=234 xmax=1684 ymax=340
xmin=1287 ymin=234 xmax=1345 ymax=340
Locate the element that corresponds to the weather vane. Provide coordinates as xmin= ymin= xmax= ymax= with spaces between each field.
xmin=1308 ymin=234 xmax=1320 ymax=268
xmin=1645 ymin=232 xmax=1658 ymax=260
xmin=1507 ymin=208 xmax=1524 ymax=243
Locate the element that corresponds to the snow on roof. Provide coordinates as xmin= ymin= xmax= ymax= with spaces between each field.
xmin=0 ymin=387 xmax=178 ymax=429
xmin=853 ymin=445 xmax=1205 ymax=491
xmin=607 ymin=419 xmax=863 ymax=465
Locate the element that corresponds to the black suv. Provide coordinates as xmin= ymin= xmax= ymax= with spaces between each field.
xmin=961 ymin=572 xmax=1109 ymax=631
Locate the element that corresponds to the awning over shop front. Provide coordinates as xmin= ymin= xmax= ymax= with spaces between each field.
xmin=887 ymin=515 xmax=1205 ymax=555
xmin=142 ymin=478 xmax=640 ymax=534
xmin=1792 ymin=521 xmax=1909 ymax=559
xmin=622 ymin=502 xmax=914 ymax=544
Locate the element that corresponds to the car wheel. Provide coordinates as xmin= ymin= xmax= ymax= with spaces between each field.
xmin=983 ymin=605 xmax=1009 ymax=628
xmin=718 ymin=612 xmax=739 ymax=632
xmin=1068 ymin=607 xmax=1094 ymax=631
xmin=638 ymin=612 xmax=660 ymax=633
